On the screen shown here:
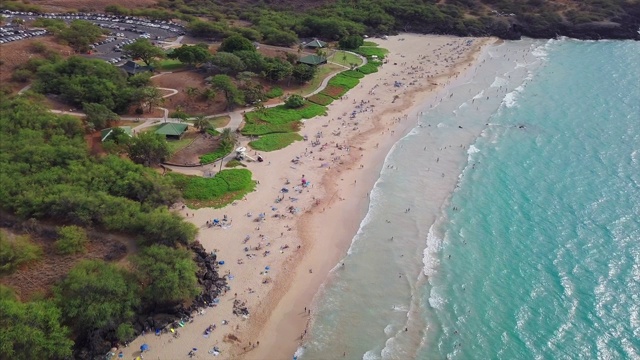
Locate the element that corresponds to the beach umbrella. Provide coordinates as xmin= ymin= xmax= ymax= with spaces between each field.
xmin=140 ymin=344 xmax=149 ymax=352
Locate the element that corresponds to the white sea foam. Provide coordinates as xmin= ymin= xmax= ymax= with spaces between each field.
xmin=293 ymin=346 xmax=305 ymax=359
xmin=467 ymin=145 xmax=480 ymax=154
xmin=472 ymin=90 xmax=485 ymax=99
xmin=428 ymin=291 xmax=445 ymax=310
xmin=384 ymin=324 xmax=394 ymax=336
xmin=363 ymin=350 xmax=381 ymax=360
xmin=490 ymin=77 xmax=508 ymax=88
xmin=422 ymin=225 xmax=443 ymax=277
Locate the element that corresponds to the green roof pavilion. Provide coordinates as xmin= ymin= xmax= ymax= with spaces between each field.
xmin=101 ymin=126 xmax=133 ymax=142
xmin=305 ymin=39 xmax=327 ymax=48
xmin=298 ymin=54 xmax=327 ymax=66
xmin=155 ymin=123 xmax=188 ymax=139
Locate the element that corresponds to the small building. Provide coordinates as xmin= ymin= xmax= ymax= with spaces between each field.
xmin=155 ymin=122 xmax=188 ymax=139
xmin=100 ymin=126 xmax=133 ymax=142
xmin=120 ymin=61 xmax=152 ymax=75
xmin=298 ymin=54 xmax=327 ymax=66
xmin=304 ymin=39 xmax=327 ymax=49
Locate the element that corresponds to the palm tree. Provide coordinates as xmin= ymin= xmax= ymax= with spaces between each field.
xmin=219 ymin=127 xmax=236 ymax=148
xmin=184 ymin=86 xmax=200 ymax=107
xmin=193 ymin=115 xmax=210 ymax=133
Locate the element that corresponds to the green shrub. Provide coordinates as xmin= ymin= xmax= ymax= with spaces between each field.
xmin=307 ymin=93 xmax=334 ymax=106
xmin=116 ymin=323 xmax=136 ymax=342
xmin=0 ymin=232 xmax=42 ymax=274
xmin=340 ymin=70 xmax=365 ymax=79
xmin=168 ymin=169 xmax=255 ymax=208
xmin=355 ymin=46 xmax=389 ymax=59
xmin=285 ymin=94 xmax=305 ymax=108
xmin=249 ymin=133 xmax=304 ymax=151
xmin=241 ymin=102 xmax=326 ymax=135
xmin=357 ymin=63 xmax=380 ymax=74
xmin=362 ymin=41 xmax=378 ymax=47
xmin=225 ymin=159 xmax=246 ymax=168
xmin=320 ymin=84 xmax=349 ymax=99
xmin=265 ymin=87 xmax=283 ymax=98
xmin=199 ymin=143 xmax=233 ymax=164
xmin=11 ymin=69 xmax=32 ymax=82
xmin=55 ymin=225 xmax=88 ymax=255
xmin=328 ymin=73 xmax=360 ymax=89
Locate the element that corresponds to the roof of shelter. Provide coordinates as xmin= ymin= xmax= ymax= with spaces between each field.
xmin=298 ymin=54 xmax=327 ymax=65
xmin=305 ymin=39 xmax=327 ymax=48
xmin=155 ymin=123 xmax=188 ymax=136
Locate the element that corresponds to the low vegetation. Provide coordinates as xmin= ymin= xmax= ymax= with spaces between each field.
xmin=168 ymin=169 xmax=256 ymax=208
xmin=249 ymin=132 xmax=304 ymax=152
xmin=0 ymin=94 xmax=206 ymax=358
xmin=242 ymin=102 xmax=326 ymax=136
xmin=355 ymin=46 xmax=389 ymax=60
xmin=55 ymin=226 xmax=88 ymax=255
xmin=307 ymin=93 xmax=334 ymax=106
xmin=0 ymin=231 xmax=42 ymax=275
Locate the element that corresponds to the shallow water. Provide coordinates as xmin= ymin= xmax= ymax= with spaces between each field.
xmin=300 ymin=38 xmax=640 ymax=360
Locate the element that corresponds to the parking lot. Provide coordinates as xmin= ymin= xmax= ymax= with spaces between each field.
xmin=1 ymin=10 xmax=186 ymax=65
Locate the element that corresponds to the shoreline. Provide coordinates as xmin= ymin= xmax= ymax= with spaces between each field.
xmin=238 ymin=35 xmax=495 ymax=360
xmin=119 ymin=34 xmax=495 ymax=360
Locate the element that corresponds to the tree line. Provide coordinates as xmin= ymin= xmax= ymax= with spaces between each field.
xmin=0 ymin=94 xmax=203 ymax=359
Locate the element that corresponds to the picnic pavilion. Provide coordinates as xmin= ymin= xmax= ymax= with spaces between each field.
xmin=155 ymin=123 xmax=188 ymax=140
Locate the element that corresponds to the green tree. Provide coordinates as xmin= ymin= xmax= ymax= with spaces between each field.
xmin=292 ymin=63 xmax=317 ymax=83
xmin=264 ymin=58 xmax=293 ymax=82
xmin=218 ymin=34 xmax=255 ymax=53
xmin=339 ymin=34 xmax=364 ymax=50
xmin=168 ymin=44 xmax=211 ymax=67
xmin=83 ymin=102 xmax=119 ymax=131
xmin=285 ymin=94 xmax=305 ymax=108
xmin=0 ymin=297 xmax=74 ymax=360
xmin=134 ymin=245 xmax=200 ymax=305
xmin=127 ymin=131 xmax=170 ymax=166
xmin=123 ymin=38 xmax=166 ymax=67
xmin=219 ymin=127 xmax=236 ymax=149
xmin=193 ymin=115 xmax=210 ymax=133
xmin=55 ymin=225 xmax=88 ymax=255
xmin=136 ymin=86 xmax=164 ymax=113
xmin=234 ymin=50 xmax=266 ymax=73
xmin=210 ymin=52 xmax=245 ymax=75
xmin=127 ymin=72 xmax=152 ymax=88
xmin=54 ymin=260 xmax=140 ymax=332
xmin=58 ymin=20 xmax=103 ymax=53
xmin=210 ymin=75 xmax=244 ymax=110
xmin=0 ymin=232 xmax=42 ymax=275
xmin=184 ymin=86 xmax=200 ymax=106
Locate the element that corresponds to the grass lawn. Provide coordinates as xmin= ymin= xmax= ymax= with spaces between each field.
xmin=328 ymin=50 xmax=363 ymax=67
xmin=248 ymin=133 xmax=304 ymax=152
xmin=166 ymin=133 xmax=196 ymax=154
xmin=355 ymin=46 xmax=389 ymax=60
xmin=242 ymin=102 xmax=326 ymax=135
xmin=291 ymin=63 xmax=342 ymax=96
xmin=200 ymin=144 xmax=233 ymax=164
xmin=168 ymin=169 xmax=256 ymax=209
xmin=362 ymin=41 xmax=379 ymax=47
xmin=157 ymin=59 xmax=185 ymax=71
xmin=307 ymin=93 xmax=334 ymax=106
xmin=328 ymin=73 xmax=360 ymax=90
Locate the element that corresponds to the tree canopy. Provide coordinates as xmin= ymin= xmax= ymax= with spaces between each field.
xmin=0 ymin=296 xmax=74 ymax=360
xmin=218 ymin=34 xmax=255 ymax=53
xmin=58 ymin=20 xmax=103 ymax=53
xmin=123 ymin=38 xmax=166 ymax=67
xmin=126 ymin=131 xmax=170 ymax=166
xmin=210 ymin=74 xmax=244 ymax=110
xmin=34 ymin=56 xmax=142 ymax=113
xmin=134 ymin=245 xmax=200 ymax=305
xmin=168 ymin=44 xmax=211 ymax=67
xmin=54 ymin=260 xmax=139 ymax=332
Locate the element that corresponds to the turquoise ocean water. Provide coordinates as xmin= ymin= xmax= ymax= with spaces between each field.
xmin=298 ymin=38 xmax=640 ymax=360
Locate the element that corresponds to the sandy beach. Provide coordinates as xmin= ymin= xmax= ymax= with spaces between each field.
xmin=120 ymin=33 xmax=495 ymax=360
